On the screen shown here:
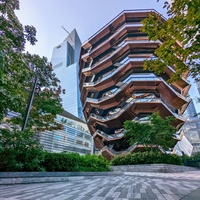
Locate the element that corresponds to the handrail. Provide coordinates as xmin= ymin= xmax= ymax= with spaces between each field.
xmin=102 ymin=143 xmax=172 ymax=156
xmin=86 ymin=82 xmax=127 ymax=104
xmin=102 ymin=143 xmax=138 ymax=155
xmin=94 ymin=129 xmax=125 ymax=140
xmin=86 ymin=9 xmax=165 ymax=42
xmin=82 ymin=40 xmax=161 ymax=73
xmin=89 ymin=98 xmax=136 ymax=122
xmin=83 ymin=57 xmax=158 ymax=87
xmin=87 ymin=23 xmax=143 ymax=55
xmin=88 ymin=96 xmax=186 ymax=122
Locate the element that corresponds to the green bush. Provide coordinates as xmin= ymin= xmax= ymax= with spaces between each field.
xmin=42 ymin=152 xmax=110 ymax=172
xmin=0 ymin=129 xmax=110 ymax=172
xmin=0 ymin=129 xmax=45 ymax=172
xmin=182 ymin=152 xmax=200 ymax=168
xmin=78 ymin=154 xmax=110 ymax=172
xmin=111 ymin=151 xmax=183 ymax=166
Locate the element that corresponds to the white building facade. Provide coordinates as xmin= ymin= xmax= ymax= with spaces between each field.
xmin=39 ymin=111 xmax=93 ymax=154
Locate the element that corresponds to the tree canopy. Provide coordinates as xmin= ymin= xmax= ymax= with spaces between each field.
xmin=124 ymin=112 xmax=177 ymax=151
xmin=0 ymin=0 xmax=63 ymax=131
xmin=142 ymin=0 xmax=200 ymax=82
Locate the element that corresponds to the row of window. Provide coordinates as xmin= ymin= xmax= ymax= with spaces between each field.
xmin=63 ymin=126 xmax=91 ymax=140
xmin=40 ymin=132 xmax=92 ymax=148
xmin=56 ymin=116 xmax=89 ymax=133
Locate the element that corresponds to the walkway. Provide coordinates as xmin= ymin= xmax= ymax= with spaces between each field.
xmin=0 ymin=171 xmax=200 ymax=200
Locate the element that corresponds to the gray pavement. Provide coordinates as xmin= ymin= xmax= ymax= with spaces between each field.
xmin=0 ymin=171 xmax=200 ymax=200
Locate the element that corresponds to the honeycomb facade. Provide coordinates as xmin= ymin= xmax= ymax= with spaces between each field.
xmin=79 ymin=10 xmax=191 ymax=159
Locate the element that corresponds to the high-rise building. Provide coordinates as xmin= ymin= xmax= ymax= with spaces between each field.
xmin=79 ymin=10 xmax=191 ymax=159
xmin=186 ymin=99 xmax=197 ymax=119
xmin=51 ymin=29 xmax=83 ymax=119
xmin=39 ymin=110 xmax=93 ymax=154
xmin=197 ymin=81 xmax=200 ymax=95
xmin=181 ymin=119 xmax=200 ymax=154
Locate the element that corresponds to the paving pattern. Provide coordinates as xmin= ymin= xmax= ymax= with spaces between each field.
xmin=0 ymin=171 xmax=200 ymax=200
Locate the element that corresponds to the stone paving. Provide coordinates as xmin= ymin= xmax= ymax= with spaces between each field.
xmin=0 ymin=171 xmax=200 ymax=200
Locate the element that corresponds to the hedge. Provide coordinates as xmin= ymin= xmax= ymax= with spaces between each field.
xmin=182 ymin=152 xmax=200 ymax=168
xmin=111 ymin=151 xmax=183 ymax=166
xmin=43 ymin=152 xmax=110 ymax=172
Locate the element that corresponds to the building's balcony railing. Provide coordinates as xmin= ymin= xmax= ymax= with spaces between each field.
xmin=93 ymin=129 xmax=125 ymax=140
xmin=84 ymin=77 xmax=156 ymax=103
xmin=82 ymin=40 xmax=161 ymax=73
xmin=84 ymin=23 xmax=143 ymax=56
xmin=160 ymin=77 xmax=191 ymax=103
xmin=83 ymin=57 xmax=157 ymax=87
xmin=167 ymin=66 xmax=190 ymax=85
xmin=101 ymin=144 xmax=172 ymax=156
xmin=101 ymin=143 xmax=138 ymax=155
xmin=84 ymin=74 xmax=190 ymax=112
xmin=84 ymin=75 xmax=160 ymax=107
xmin=86 ymin=9 xmax=165 ymax=42
xmin=88 ymin=96 xmax=186 ymax=123
xmin=85 ymin=83 xmax=127 ymax=106
xmin=88 ymin=97 xmax=136 ymax=122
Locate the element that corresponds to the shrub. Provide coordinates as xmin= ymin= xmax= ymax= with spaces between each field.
xmin=0 ymin=129 xmax=110 ymax=172
xmin=42 ymin=152 xmax=110 ymax=172
xmin=43 ymin=152 xmax=80 ymax=171
xmin=111 ymin=151 xmax=183 ymax=166
xmin=0 ymin=129 xmax=45 ymax=172
xmin=78 ymin=154 xmax=110 ymax=172
xmin=182 ymin=152 xmax=200 ymax=168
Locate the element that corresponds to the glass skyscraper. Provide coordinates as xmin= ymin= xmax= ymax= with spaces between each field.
xmin=51 ymin=29 xmax=83 ymax=119
xmin=186 ymin=99 xmax=197 ymax=119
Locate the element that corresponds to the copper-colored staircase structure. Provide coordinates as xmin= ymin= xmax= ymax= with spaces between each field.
xmin=79 ymin=10 xmax=190 ymax=159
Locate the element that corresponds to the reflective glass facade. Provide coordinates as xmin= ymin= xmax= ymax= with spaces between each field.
xmin=186 ymin=99 xmax=197 ymax=119
xmin=182 ymin=119 xmax=200 ymax=154
xmin=51 ymin=29 xmax=83 ymax=119
xmin=39 ymin=112 xmax=93 ymax=154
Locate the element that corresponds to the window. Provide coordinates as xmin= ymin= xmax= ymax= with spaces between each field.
xmin=85 ymin=134 xmax=91 ymax=140
xmin=76 ymin=140 xmax=83 ymax=145
xmin=84 ymin=142 xmax=89 ymax=147
xmin=67 ymin=42 xmax=74 ymax=66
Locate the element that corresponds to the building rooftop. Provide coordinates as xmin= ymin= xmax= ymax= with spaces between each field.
xmin=59 ymin=110 xmax=86 ymax=124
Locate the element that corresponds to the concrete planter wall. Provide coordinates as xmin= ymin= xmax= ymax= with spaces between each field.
xmin=111 ymin=164 xmax=198 ymax=173
xmin=0 ymin=164 xmax=198 ymax=185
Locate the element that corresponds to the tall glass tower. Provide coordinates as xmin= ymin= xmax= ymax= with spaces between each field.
xmin=51 ymin=29 xmax=83 ymax=118
xmin=51 ymin=29 xmax=83 ymax=119
xmin=186 ymin=99 xmax=197 ymax=119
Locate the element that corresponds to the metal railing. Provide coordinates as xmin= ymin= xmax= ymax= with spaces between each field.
xmin=85 ymin=75 xmax=160 ymax=104
xmin=87 ymin=9 xmax=165 ymax=42
xmin=94 ymin=129 xmax=125 ymax=140
xmin=89 ymin=97 xmax=136 ymax=122
xmin=83 ymin=57 xmax=158 ymax=87
xmin=82 ymin=40 xmax=161 ymax=73
xmin=87 ymin=23 xmax=143 ymax=55
xmin=102 ymin=143 xmax=138 ymax=155
xmin=88 ymin=96 xmax=186 ymax=122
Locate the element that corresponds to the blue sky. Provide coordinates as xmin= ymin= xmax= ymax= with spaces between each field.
xmin=17 ymin=0 xmax=165 ymax=60
xmin=16 ymin=0 xmax=200 ymax=112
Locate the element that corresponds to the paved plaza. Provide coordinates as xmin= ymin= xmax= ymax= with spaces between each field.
xmin=0 ymin=171 xmax=200 ymax=200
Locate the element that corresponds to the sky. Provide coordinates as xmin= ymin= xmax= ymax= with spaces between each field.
xmin=16 ymin=0 xmax=200 ymax=113
xmin=16 ymin=0 xmax=166 ymax=60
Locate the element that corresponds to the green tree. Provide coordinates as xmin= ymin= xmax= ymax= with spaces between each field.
xmin=141 ymin=0 xmax=200 ymax=82
xmin=0 ymin=0 xmax=63 ymax=130
xmin=0 ymin=128 xmax=45 ymax=171
xmin=124 ymin=112 xmax=177 ymax=151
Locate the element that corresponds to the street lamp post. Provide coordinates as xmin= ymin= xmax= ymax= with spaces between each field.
xmin=21 ymin=74 xmax=38 ymax=131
